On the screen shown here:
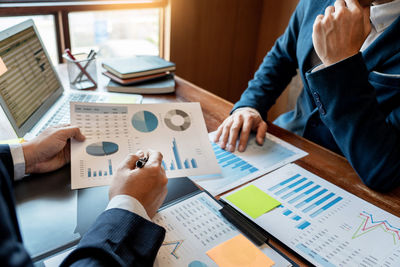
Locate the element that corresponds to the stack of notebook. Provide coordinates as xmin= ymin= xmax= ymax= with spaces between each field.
xmin=102 ymin=56 xmax=176 ymax=94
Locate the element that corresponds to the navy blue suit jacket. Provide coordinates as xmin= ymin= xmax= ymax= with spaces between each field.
xmin=0 ymin=144 xmax=165 ymax=267
xmin=233 ymin=0 xmax=400 ymax=191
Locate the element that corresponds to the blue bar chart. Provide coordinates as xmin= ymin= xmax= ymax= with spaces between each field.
xmin=213 ymin=143 xmax=259 ymax=173
xmin=268 ymin=173 xmax=343 ymax=229
xmin=88 ymin=159 xmax=113 ymax=178
xmin=163 ymin=138 xmax=199 ymax=171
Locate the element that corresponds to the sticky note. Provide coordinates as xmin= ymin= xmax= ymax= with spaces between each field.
xmin=225 ymin=184 xmax=280 ymax=219
xmin=206 ymin=234 xmax=275 ymax=267
xmin=0 ymin=57 xmax=7 ymax=76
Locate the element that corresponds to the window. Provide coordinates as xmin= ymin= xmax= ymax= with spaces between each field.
xmin=0 ymin=0 xmax=168 ymax=63
xmin=69 ymin=8 xmax=160 ymax=58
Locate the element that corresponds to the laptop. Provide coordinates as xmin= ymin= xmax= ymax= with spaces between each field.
xmin=0 ymin=19 xmax=142 ymax=139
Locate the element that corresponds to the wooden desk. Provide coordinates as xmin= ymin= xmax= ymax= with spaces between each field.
xmin=2 ymin=65 xmax=400 ymax=266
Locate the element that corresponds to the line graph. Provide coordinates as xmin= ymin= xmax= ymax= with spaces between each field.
xmin=162 ymin=240 xmax=184 ymax=259
xmin=353 ymin=211 xmax=400 ymax=245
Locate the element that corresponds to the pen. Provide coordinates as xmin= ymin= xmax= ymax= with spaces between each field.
xmin=136 ymin=157 xmax=148 ymax=168
xmin=65 ymin=49 xmax=97 ymax=88
xmin=73 ymin=50 xmax=96 ymax=84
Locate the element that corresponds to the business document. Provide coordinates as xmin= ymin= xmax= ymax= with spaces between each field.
xmin=153 ymin=192 xmax=291 ymax=267
xmin=190 ymin=132 xmax=307 ymax=196
xmin=70 ymin=102 xmax=220 ymax=189
xmin=223 ymin=164 xmax=400 ymax=267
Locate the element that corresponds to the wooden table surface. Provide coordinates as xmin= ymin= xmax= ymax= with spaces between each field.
xmin=1 ymin=64 xmax=399 ymax=266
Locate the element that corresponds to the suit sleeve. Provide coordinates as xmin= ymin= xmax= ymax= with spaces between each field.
xmin=231 ymin=1 xmax=303 ymax=119
xmin=0 ymin=144 xmax=33 ymax=267
xmin=306 ymin=53 xmax=400 ymax=191
xmin=61 ymin=208 xmax=165 ymax=267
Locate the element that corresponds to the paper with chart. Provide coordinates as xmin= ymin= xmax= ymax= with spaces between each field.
xmin=70 ymin=102 xmax=220 ymax=189
xmin=153 ymin=192 xmax=291 ymax=267
xmin=223 ymin=164 xmax=400 ymax=267
xmin=190 ymin=132 xmax=307 ymax=196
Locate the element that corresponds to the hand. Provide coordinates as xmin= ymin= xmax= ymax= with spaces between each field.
xmin=312 ymin=0 xmax=371 ymax=67
xmin=213 ymin=108 xmax=267 ymax=152
xmin=109 ymin=150 xmax=168 ymax=218
xmin=22 ymin=125 xmax=85 ymax=174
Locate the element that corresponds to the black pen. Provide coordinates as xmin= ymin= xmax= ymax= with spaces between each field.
xmin=136 ymin=157 xmax=148 ymax=168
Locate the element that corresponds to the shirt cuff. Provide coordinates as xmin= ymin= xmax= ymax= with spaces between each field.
xmin=311 ymin=63 xmax=325 ymax=73
xmin=9 ymin=144 xmax=26 ymax=181
xmin=106 ymin=195 xmax=151 ymax=221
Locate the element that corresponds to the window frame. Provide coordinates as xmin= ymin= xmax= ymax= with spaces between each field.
xmin=0 ymin=0 xmax=169 ymax=63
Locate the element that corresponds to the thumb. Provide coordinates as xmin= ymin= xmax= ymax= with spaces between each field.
xmin=363 ymin=6 xmax=371 ymax=37
xmin=121 ymin=153 xmax=140 ymax=170
xmin=59 ymin=126 xmax=86 ymax=142
xmin=255 ymin=122 xmax=267 ymax=145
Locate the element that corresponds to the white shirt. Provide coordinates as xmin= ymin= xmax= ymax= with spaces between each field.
xmin=361 ymin=0 xmax=400 ymax=51
xmin=9 ymin=144 xmax=151 ymax=221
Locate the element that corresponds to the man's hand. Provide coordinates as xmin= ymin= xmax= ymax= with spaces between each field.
xmin=109 ymin=150 xmax=168 ymax=218
xmin=312 ymin=0 xmax=371 ymax=67
xmin=213 ymin=108 xmax=267 ymax=152
xmin=22 ymin=125 xmax=85 ymax=174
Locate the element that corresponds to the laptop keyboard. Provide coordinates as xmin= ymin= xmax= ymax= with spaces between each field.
xmin=38 ymin=93 xmax=107 ymax=134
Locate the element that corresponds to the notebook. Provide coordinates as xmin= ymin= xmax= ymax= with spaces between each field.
xmin=101 ymin=55 xmax=176 ymax=79
xmin=106 ymin=74 xmax=175 ymax=94
xmin=0 ymin=19 xmax=142 ymax=139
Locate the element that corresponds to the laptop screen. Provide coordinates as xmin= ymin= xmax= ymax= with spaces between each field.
xmin=0 ymin=20 xmax=63 ymax=136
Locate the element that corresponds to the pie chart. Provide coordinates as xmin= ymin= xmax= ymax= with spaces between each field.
xmin=86 ymin=141 xmax=119 ymax=156
xmin=164 ymin=109 xmax=191 ymax=131
xmin=132 ymin=110 xmax=158 ymax=132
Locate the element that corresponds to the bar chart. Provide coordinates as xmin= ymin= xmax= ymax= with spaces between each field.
xmin=268 ymin=173 xmax=343 ymax=226
xmin=87 ymin=159 xmax=113 ymax=178
xmin=223 ymin=164 xmax=400 ymax=267
xmin=162 ymin=138 xmax=199 ymax=171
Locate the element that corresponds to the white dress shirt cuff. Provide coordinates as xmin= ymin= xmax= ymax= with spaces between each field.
xmin=9 ymin=144 xmax=26 ymax=181
xmin=106 ymin=194 xmax=151 ymax=221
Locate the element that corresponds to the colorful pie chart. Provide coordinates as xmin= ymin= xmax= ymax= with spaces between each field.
xmin=86 ymin=141 xmax=119 ymax=156
xmin=132 ymin=110 xmax=159 ymax=132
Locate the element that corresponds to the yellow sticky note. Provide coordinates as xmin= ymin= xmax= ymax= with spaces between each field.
xmin=0 ymin=57 xmax=8 ymax=76
xmin=225 ymin=184 xmax=281 ymax=219
xmin=206 ymin=234 xmax=275 ymax=267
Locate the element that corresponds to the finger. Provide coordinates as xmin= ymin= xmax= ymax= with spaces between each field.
xmin=59 ymin=125 xmax=86 ymax=142
xmin=213 ymin=123 xmax=224 ymax=143
xmin=334 ymin=0 xmax=346 ymax=10
xmin=363 ymin=5 xmax=371 ymax=34
xmin=255 ymin=121 xmax=267 ymax=145
xmin=238 ymin=117 xmax=252 ymax=152
xmin=325 ymin=6 xmax=335 ymax=17
xmin=146 ymin=149 xmax=163 ymax=165
xmin=227 ymin=115 xmax=243 ymax=152
xmin=313 ymin=14 xmax=324 ymax=35
xmin=345 ymin=0 xmax=361 ymax=10
xmin=219 ymin=119 xmax=233 ymax=149
xmin=358 ymin=0 xmax=373 ymax=7
xmin=121 ymin=153 xmax=140 ymax=169
xmin=135 ymin=150 xmax=145 ymax=158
